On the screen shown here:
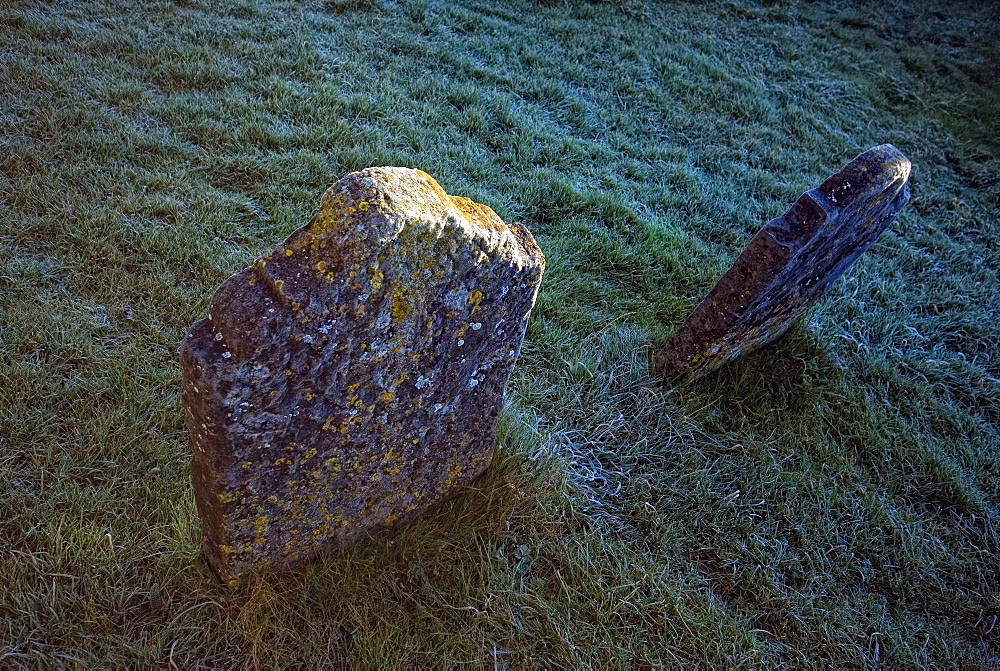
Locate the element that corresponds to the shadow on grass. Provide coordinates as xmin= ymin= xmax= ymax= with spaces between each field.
xmin=670 ymin=324 xmax=835 ymax=433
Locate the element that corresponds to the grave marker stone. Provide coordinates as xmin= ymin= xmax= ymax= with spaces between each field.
xmin=655 ymin=144 xmax=911 ymax=381
xmin=180 ymin=167 xmax=545 ymax=583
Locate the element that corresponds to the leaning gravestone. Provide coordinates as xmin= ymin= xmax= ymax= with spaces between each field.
xmin=180 ymin=167 xmax=545 ymax=583
xmin=655 ymin=144 xmax=911 ymax=381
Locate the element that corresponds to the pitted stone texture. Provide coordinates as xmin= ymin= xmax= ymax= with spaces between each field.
xmin=181 ymin=167 xmax=544 ymax=583
xmin=655 ymin=144 xmax=911 ymax=381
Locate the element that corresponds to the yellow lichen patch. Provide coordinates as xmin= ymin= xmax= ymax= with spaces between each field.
xmin=305 ymin=393 xmax=317 ymax=401
xmin=358 ymin=201 xmax=370 ymax=212
xmin=469 ymin=290 xmax=482 ymax=304
xmin=285 ymin=249 xmax=294 ymax=256
xmin=315 ymin=260 xmax=327 ymax=274
xmin=390 ymin=288 xmax=411 ymax=323
xmin=370 ymin=269 xmax=384 ymax=291
xmin=448 ymin=194 xmax=505 ymax=232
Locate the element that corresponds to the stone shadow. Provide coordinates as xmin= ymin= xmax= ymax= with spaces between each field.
xmin=670 ymin=322 xmax=836 ymax=432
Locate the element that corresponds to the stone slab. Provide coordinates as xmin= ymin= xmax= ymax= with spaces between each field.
xmin=655 ymin=144 xmax=911 ymax=381
xmin=180 ymin=167 xmax=545 ymax=583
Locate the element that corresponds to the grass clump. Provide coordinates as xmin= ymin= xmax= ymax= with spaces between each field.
xmin=1 ymin=0 xmax=998 ymax=666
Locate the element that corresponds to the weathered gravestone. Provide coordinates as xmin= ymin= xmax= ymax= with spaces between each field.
xmin=655 ymin=144 xmax=911 ymax=381
xmin=180 ymin=167 xmax=545 ymax=583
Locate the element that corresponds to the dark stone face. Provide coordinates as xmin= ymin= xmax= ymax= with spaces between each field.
xmin=180 ymin=167 xmax=545 ymax=583
xmin=655 ymin=144 xmax=911 ymax=381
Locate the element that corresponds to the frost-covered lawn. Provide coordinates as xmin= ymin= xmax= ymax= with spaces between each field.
xmin=1 ymin=0 xmax=997 ymax=666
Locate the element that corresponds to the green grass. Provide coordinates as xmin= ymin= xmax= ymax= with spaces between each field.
xmin=2 ymin=0 xmax=998 ymax=666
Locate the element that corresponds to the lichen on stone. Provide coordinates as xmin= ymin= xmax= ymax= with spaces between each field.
xmin=181 ymin=167 xmax=544 ymax=582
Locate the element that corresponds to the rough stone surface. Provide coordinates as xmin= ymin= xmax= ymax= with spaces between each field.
xmin=180 ymin=167 xmax=545 ymax=583
xmin=655 ymin=144 xmax=911 ymax=381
